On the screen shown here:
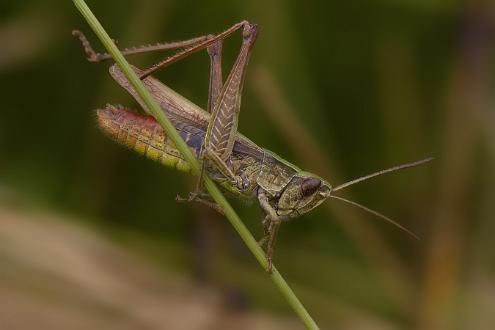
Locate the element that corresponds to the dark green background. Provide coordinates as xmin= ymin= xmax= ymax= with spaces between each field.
xmin=1 ymin=1 xmax=494 ymax=329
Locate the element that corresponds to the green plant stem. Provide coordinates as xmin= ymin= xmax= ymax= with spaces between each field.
xmin=72 ymin=1 xmax=319 ymax=329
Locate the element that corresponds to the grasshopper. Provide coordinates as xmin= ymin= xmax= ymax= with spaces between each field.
xmin=73 ymin=21 xmax=432 ymax=272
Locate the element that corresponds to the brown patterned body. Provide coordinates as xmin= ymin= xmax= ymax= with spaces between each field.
xmin=97 ymin=105 xmax=300 ymax=200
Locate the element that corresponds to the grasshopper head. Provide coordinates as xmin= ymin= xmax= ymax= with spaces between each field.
xmin=276 ymin=172 xmax=332 ymax=218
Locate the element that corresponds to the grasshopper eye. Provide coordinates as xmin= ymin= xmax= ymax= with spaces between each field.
xmin=301 ymin=178 xmax=321 ymax=197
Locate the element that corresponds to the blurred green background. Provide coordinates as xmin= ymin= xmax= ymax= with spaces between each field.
xmin=1 ymin=0 xmax=494 ymax=329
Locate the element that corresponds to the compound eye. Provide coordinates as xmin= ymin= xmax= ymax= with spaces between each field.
xmin=301 ymin=178 xmax=321 ymax=197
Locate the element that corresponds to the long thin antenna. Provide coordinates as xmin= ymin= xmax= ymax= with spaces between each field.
xmin=333 ymin=157 xmax=434 ymax=193
xmin=330 ymin=195 xmax=420 ymax=240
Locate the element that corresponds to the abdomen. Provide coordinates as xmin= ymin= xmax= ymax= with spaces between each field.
xmin=96 ymin=105 xmax=203 ymax=173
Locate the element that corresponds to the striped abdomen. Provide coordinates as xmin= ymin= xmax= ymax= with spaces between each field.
xmin=97 ymin=105 xmax=204 ymax=173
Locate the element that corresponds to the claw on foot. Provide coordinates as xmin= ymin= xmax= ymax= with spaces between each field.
xmin=175 ymin=192 xmax=196 ymax=203
xmin=72 ymin=30 xmax=104 ymax=62
xmin=175 ymin=192 xmax=225 ymax=215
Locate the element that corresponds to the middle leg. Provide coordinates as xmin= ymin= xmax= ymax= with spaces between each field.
xmin=258 ymin=189 xmax=282 ymax=273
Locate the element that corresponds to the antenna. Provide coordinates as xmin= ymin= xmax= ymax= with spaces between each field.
xmin=330 ymin=195 xmax=419 ymax=240
xmin=333 ymin=157 xmax=434 ymax=193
